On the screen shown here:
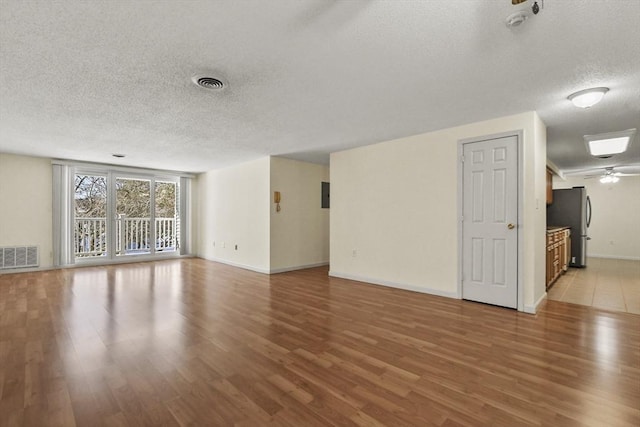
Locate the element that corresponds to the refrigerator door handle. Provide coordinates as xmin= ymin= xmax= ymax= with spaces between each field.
xmin=586 ymin=195 xmax=592 ymax=228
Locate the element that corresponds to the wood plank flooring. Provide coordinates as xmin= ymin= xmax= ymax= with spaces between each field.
xmin=1 ymin=258 xmax=639 ymax=426
xmin=548 ymin=258 xmax=640 ymax=314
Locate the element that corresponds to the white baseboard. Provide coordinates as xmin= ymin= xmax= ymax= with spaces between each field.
xmin=524 ymin=292 xmax=547 ymax=314
xmin=200 ymin=257 xmax=329 ymax=275
xmin=72 ymin=253 xmax=190 ymax=268
xmin=589 ymin=254 xmax=640 ymax=261
xmin=0 ymin=265 xmax=57 ymax=275
xmin=328 ymin=270 xmax=459 ymax=299
xmin=201 ymin=256 xmax=270 ymax=274
xmin=270 ymin=262 xmax=329 ymax=274
xmin=0 ymin=254 xmax=195 ymax=275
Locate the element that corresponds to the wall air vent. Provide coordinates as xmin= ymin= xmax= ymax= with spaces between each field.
xmin=0 ymin=246 xmax=39 ymax=270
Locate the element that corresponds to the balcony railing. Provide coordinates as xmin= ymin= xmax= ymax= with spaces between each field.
xmin=75 ymin=217 xmax=177 ymax=257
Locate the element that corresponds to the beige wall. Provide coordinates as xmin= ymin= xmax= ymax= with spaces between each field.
xmin=553 ymin=175 xmax=640 ymax=260
xmin=330 ymin=111 xmax=547 ymax=312
xmin=0 ymin=153 xmax=53 ymax=268
xmin=196 ymin=157 xmax=271 ymax=272
xmin=270 ymin=157 xmax=329 ymax=272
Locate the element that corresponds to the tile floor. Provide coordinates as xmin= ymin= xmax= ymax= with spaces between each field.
xmin=547 ymin=257 xmax=640 ymax=314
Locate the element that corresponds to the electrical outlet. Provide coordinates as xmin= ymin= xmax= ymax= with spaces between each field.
xmin=352 ymin=249 xmax=357 ymax=257
xmin=235 ymin=244 xmax=238 ymax=250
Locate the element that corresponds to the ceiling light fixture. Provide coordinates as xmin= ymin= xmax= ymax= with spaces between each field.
xmin=112 ymin=154 xmax=125 ymax=158
xmin=599 ymin=169 xmax=620 ymax=184
xmin=568 ymin=87 xmax=609 ymax=108
xmin=584 ymin=128 xmax=636 ymax=158
xmin=600 ymin=174 xmax=619 ymax=184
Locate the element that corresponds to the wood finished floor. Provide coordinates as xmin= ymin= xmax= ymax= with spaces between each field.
xmin=548 ymin=258 xmax=640 ymax=314
xmin=1 ymin=259 xmax=638 ymax=427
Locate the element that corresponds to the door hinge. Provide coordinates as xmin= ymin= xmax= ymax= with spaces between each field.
xmin=460 ymin=155 xmax=465 ymax=163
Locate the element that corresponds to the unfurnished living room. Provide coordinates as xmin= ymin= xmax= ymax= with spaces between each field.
xmin=1 ymin=1 xmax=639 ymax=426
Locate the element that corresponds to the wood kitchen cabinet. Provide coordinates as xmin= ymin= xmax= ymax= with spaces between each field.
xmin=546 ymin=167 xmax=553 ymax=205
xmin=546 ymin=227 xmax=570 ymax=289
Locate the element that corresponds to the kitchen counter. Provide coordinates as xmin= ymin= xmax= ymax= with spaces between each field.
xmin=547 ymin=226 xmax=570 ymax=233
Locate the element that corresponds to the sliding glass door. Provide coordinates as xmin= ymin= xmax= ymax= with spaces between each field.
xmin=71 ymin=169 xmax=181 ymax=263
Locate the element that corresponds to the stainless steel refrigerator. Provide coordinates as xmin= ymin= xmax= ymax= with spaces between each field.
xmin=547 ymin=187 xmax=591 ymax=267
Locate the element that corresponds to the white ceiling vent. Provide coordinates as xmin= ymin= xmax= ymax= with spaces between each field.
xmin=192 ymin=76 xmax=224 ymax=90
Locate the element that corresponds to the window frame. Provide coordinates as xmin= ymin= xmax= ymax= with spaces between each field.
xmin=53 ymin=160 xmax=193 ymax=267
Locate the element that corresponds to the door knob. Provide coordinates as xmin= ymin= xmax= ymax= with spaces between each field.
xmin=508 ymin=223 xmax=515 ymax=229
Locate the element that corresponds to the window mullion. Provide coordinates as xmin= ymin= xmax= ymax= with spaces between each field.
xmin=150 ymin=178 xmax=156 ymax=255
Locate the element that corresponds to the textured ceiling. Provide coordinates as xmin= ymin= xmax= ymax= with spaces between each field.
xmin=1 ymin=0 xmax=639 ymax=173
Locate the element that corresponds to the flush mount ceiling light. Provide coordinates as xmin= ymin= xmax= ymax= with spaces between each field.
xmin=112 ymin=153 xmax=125 ymax=158
xmin=584 ymin=128 xmax=636 ymax=158
xmin=568 ymin=87 xmax=609 ymax=108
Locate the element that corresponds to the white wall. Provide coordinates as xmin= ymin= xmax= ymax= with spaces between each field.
xmin=553 ymin=175 xmax=640 ymax=260
xmin=196 ymin=157 xmax=271 ymax=272
xmin=0 ymin=153 xmax=53 ymax=268
xmin=270 ymin=157 xmax=329 ymax=272
xmin=330 ymin=111 xmax=547 ymax=312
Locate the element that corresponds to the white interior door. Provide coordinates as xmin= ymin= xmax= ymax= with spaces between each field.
xmin=462 ymin=135 xmax=518 ymax=308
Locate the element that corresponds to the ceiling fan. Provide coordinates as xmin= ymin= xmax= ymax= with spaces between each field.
xmin=571 ymin=166 xmax=640 ymax=183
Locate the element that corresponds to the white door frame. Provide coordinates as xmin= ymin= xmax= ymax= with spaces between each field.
xmin=457 ymin=130 xmax=525 ymax=312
